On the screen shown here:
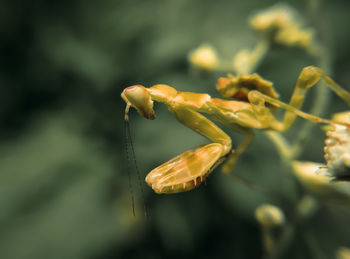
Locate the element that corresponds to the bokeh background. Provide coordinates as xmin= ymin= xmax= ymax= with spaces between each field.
xmin=1 ymin=0 xmax=350 ymax=258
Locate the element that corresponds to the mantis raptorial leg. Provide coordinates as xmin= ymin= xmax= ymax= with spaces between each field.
xmin=145 ymin=107 xmax=232 ymax=193
xmin=121 ymin=66 xmax=350 ymax=194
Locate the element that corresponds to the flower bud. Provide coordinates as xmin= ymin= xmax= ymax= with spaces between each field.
xmin=255 ymin=204 xmax=285 ymax=228
xmin=188 ymin=44 xmax=219 ymax=71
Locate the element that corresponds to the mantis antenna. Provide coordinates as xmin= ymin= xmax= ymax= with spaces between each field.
xmin=124 ymin=120 xmax=135 ymax=216
xmin=124 ymin=115 xmax=148 ymax=218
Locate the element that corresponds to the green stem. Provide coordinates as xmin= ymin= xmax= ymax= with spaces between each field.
xmin=216 ymin=40 xmax=270 ymax=74
xmin=264 ymin=131 xmax=294 ymax=161
xmin=247 ymin=40 xmax=270 ymax=74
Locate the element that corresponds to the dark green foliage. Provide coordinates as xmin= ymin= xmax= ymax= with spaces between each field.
xmin=1 ymin=0 xmax=350 ymax=258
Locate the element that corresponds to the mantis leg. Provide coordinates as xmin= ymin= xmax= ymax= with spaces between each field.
xmin=247 ymin=90 xmax=333 ymax=131
xmin=220 ymin=125 xmax=254 ymax=173
xmin=281 ymin=66 xmax=350 ymax=129
xmin=145 ymin=108 xmax=232 ymax=194
xmin=247 ymin=66 xmax=350 ymax=131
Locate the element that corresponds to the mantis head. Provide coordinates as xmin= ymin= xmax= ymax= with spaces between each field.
xmin=121 ymin=85 xmax=155 ymax=120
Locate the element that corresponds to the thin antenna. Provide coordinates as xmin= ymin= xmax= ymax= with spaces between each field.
xmin=124 ymin=104 xmax=149 ymax=218
xmin=125 ymin=119 xmax=149 ymax=219
xmin=124 ymin=120 xmax=136 ymax=217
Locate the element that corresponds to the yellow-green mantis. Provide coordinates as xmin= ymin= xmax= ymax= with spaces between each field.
xmin=122 ymin=66 xmax=350 ymax=194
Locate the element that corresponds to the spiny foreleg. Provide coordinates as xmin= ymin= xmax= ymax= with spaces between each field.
xmin=145 ymin=108 xmax=232 ymax=194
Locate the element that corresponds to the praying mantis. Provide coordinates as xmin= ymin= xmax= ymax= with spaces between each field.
xmin=122 ymin=66 xmax=350 ymax=194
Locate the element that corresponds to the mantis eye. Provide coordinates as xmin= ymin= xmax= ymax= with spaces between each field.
xmin=121 ymin=85 xmax=155 ymax=120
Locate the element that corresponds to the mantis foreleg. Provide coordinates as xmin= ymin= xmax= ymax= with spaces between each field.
xmin=145 ymin=107 xmax=232 ymax=193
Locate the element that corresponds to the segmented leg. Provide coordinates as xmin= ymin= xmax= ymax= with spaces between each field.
xmin=247 ymin=90 xmax=332 ymax=131
xmin=145 ymin=108 xmax=232 ymax=194
xmin=245 ymin=66 xmax=350 ymax=131
xmin=220 ymin=125 xmax=254 ymax=173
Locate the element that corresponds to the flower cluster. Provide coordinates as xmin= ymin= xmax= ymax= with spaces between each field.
xmin=250 ymin=4 xmax=317 ymax=54
xmin=324 ymin=112 xmax=350 ymax=180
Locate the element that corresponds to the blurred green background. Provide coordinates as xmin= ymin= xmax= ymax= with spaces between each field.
xmin=1 ymin=0 xmax=350 ymax=258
